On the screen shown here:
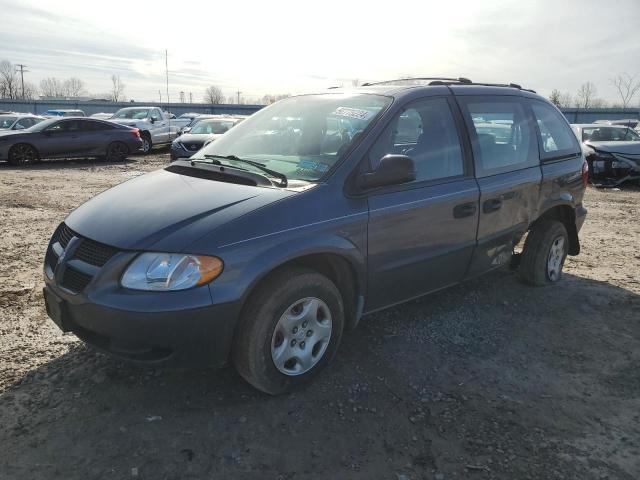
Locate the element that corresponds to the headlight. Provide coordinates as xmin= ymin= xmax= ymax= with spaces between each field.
xmin=121 ymin=253 xmax=223 ymax=291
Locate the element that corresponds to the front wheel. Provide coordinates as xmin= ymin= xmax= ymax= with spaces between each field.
xmin=232 ymin=268 xmax=344 ymax=395
xmin=140 ymin=134 xmax=152 ymax=154
xmin=8 ymin=143 xmax=39 ymax=166
xmin=518 ymin=220 xmax=569 ymax=286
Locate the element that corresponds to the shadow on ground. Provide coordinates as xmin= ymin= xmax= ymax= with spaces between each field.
xmin=1 ymin=270 xmax=639 ymax=479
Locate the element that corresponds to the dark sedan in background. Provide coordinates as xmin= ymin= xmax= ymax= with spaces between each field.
xmin=0 ymin=117 xmax=143 ymax=165
xmin=170 ymin=116 xmax=245 ymax=160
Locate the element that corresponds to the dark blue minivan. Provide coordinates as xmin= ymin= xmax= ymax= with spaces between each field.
xmin=43 ymin=78 xmax=588 ymax=394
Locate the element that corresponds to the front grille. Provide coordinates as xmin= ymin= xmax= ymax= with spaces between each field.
xmin=62 ymin=266 xmax=93 ymax=292
xmin=47 ymin=222 xmax=121 ymax=293
xmin=73 ymin=238 xmax=118 ymax=267
xmin=58 ymin=223 xmax=74 ymax=248
xmin=45 ymin=247 xmax=58 ymax=270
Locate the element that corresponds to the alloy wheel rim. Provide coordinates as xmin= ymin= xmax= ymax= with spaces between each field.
xmin=110 ymin=143 xmax=127 ymax=160
xmin=142 ymin=139 xmax=150 ymax=152
xmin=547 ymin=236 xmax=566 ymax=281
xmin=271 ymin=297 xmax=332 ymax=376
xmin=14 ymin=145 xmax=35 ymax=163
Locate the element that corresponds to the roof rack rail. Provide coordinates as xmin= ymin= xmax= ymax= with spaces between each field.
xmin=360 ymin=77 xmax=536 ymax=93
xmin=361 ymin=77 xmax=472 ymax=86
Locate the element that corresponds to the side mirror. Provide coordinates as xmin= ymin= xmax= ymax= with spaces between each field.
xmin=182 ymin=127 xmax=191 ymax=134
xmin=360 ymin=154 xmax=416 ymax=189
xmin=149 ymin=117 xmax=157 ymax=124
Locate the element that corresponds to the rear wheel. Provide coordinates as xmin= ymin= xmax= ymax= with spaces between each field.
xmin=518 ymin=220 xmax=569 ymax=286
xmin=232 ymin=267 xmax=344 ymax=395
xmin=8 ymin=144 xmax=39 ymax=166
xmin=105 ymin=141 xmax=129 ymax=162
xmin=140 ymin=133 xmax=152 ymax=154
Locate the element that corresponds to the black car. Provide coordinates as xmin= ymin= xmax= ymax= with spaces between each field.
xmin=43 ymin=78 xmax=587 ymax=394
xmin=0 ymin=117 xmax=143 ymax=165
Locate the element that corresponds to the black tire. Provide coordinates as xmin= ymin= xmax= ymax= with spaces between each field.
xmin=140 ymin=133 xmax=152 ymax=154
xmin=518 ymin=220 xmax=569 ymax=287
xmin=232 ymin=267 xmax=344 ymax=395
xmin=8 ymin=143 xmax=39 ymax=166
xmin=105 ymin=141 xmax=129 ymax=162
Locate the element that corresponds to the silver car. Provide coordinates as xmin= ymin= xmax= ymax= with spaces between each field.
xmin=0 ymin=113 xmax=45 ymax=131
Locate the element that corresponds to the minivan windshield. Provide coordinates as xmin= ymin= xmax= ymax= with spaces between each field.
xmin=192 ymin=94 xmax=390 ymax=182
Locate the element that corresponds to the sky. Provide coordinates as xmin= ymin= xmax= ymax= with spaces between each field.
xmin=1 ymin=0 xmax=639 ymax=104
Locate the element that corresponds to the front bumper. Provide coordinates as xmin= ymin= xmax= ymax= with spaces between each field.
xmin=170 ymin=143 xmax=200 ymax=160
xmin=43 ymin=283 xmax=240 ymax=367
xmin=43 ymin=229 xmax=241 ymax=367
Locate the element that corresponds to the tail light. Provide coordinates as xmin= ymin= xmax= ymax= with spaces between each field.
xmin=581 ymin=158 xmax=589 ymax=187
xmin=131 ymin=128 xmax=141 ymax=138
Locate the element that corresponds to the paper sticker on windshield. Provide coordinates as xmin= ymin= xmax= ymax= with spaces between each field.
xmin=297 ymin=159 xmax=329 ymax=173
xmin=332 ymin=107 xmax=373 ymax=121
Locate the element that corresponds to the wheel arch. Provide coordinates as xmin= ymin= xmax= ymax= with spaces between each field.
xmin=532 ymin=204 xmax=579 ymax=255
xmin=238 ymin=250 xmax=364 ymax=332
xmin=9 ymin=142 xmax=40 ymax=159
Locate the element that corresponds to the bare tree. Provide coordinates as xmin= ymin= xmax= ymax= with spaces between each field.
xmin=204 ymin=85 xmax=224 ymax=104
xmin=62 ymin=77 xmax=86 ymax=98
xmin=610 ymin=73 xmax=640 ymax=108
xmin=39 ymin=77 xmax=64 ymax=98
xmin=575 ymin=82 xmax=597 ymax=108
xmin=110 ymin=74 xmax=125 ymax=102
xmin=0 ymin=60 xmax=19 ymax=99
xmin=22 ymin=81 xmax=37 ymax=100
xmin=549 ymin=89 xmax=563 ymax=107
xmin=227 ymin=95 xmax=235 ymax=104
xmin=261 ymin=93 xmax=291 ymax=105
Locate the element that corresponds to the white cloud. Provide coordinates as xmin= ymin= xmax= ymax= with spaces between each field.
xmin=1 ymin=0 xmax=639 ymax=103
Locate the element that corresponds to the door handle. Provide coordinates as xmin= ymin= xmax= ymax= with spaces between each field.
xmin=453 ymin=202 xmax=477 ymax=218
xmin=483 ymin=197 xmax=503 ymax=213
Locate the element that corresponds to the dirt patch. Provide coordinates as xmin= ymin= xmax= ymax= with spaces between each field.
xmin=1 ymin=154 xmax=639 ymax=479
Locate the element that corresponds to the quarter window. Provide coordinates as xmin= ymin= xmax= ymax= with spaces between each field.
xmin=461 ymin=98 xmax=535 ymax=175
xmin=369 ymin=98 xmax=464 ymax=183
xmin=530 ymin=101 xmax=580 ymax=158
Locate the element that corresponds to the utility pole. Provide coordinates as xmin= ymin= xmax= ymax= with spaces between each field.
xmin=159 ymin=90 xmax=162 ymax=103
xmin=236 ymin=90 xmax=242 ymax=104
xmin=189 ymin=92 xmax=193 ymax=103
xmin=165 ymin=50 xmax=170 ymax=105
xmin=15 ymin=64 xmax=28 ymax=99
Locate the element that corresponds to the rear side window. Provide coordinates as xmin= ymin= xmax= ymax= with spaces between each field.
xmin=530 ymin=101 xmax=580 ymax=159
xmin=459 ymin=97 xmax=537 ymax=176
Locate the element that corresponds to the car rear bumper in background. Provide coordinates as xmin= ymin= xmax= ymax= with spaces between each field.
xmin=43 ymin=282 xmax=241 ymax=368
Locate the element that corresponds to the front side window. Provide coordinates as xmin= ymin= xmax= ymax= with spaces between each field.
xmin=368 ymin=97 xmax=464 ymax=183
xmin=461 ymin=97 xmax=536 ymax=175
xmin=530 ymin=101 xmax=580 ymax=158
xmin=45 ymin=120 xmax=81 ymax=132
xmin=192 ymin=94 xmax=391 ymax=182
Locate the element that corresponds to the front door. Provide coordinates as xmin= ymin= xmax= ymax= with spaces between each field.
xmin=366 ymin=96 xmax=479 ymax=311
xmin=456 ymin=95 xmax=542 ymax=277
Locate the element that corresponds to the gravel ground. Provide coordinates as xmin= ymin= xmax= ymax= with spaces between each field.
xmin=0 ymin=153 xmax=639 ymax=480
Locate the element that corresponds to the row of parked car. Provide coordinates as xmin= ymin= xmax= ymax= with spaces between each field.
xmin=1 ymin=103 xmax=639 ymax=187
xmin=0 ymin=107 xmax=248 ymax=165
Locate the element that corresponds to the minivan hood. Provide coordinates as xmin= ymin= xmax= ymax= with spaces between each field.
xmin=586 ymin=141 xmax=640 ymax=155
xmin=65 ymin=169 xmax=296 ymax=251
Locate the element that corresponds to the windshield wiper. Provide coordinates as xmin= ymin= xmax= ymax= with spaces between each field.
xmin=202 ymin=154 xmax=287 ymax=187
